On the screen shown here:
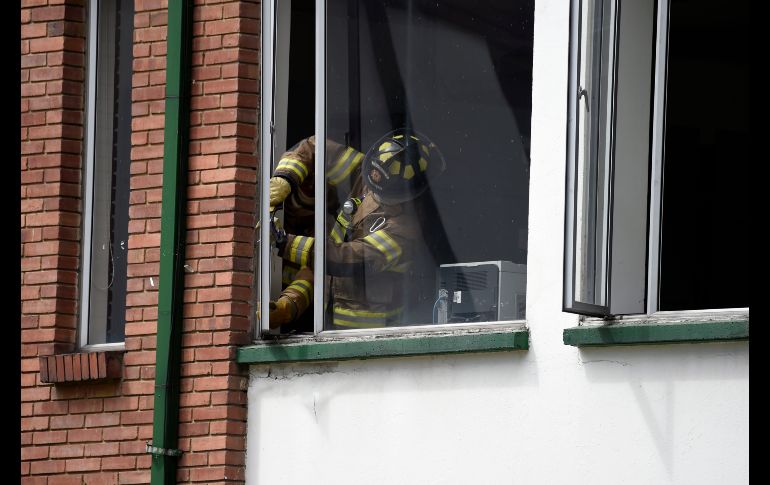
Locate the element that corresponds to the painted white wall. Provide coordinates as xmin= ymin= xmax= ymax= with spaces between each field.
xmin=245 ymin=1 xmax=749 ymax=484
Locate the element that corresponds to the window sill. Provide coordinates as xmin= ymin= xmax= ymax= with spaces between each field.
xmin=563 ymin=313 xmax=749 ymax=347
xmin=237 ymin=323 xmax=529 ymax=364
xmin=39 ymin=350 xmax=124 ymax=384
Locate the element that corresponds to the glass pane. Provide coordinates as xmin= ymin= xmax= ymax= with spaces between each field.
xmin=87 ymin=0 xmax=131 ymax=344
xmin=658 ymin=0 xmax=749 ymax=310
xmin=572 ymin=0 xmax=615 ymax=308
xmin=322 ymin=0 xmax=534 ymax=330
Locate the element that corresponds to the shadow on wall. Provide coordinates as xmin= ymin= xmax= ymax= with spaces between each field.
xmin=575 ymin=342 xmax=749 ymax=479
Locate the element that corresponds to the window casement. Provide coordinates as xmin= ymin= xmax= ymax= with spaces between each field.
xmin=80 ymin=0 xmax=133 ymax=348
xmin=564 ymin=0 xmax=749 ymax=321
xmin=256 ymin=0 xmax=535 ymax=339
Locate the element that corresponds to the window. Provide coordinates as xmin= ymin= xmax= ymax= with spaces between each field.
xmin=257 ymin=0 xmax=534 ymax=336
xmin=564 ymin=0 xmax=749 ymax=318
xmin=80 ymin=0 xmax=133 ymax=347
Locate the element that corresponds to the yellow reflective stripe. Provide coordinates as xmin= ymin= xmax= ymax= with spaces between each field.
xmin=362 ymin=230 xmax=402 ymax=266
xmin=287 ymin=236 xmax=314 ymax=266
xmin=277 ymin=158 xmax=308 ymax=182
xmin=332 ymin=305 xmax=403 ymax=328
xmin=287 ymin=279 xmax=312 ymax=305
xmin=336 ymin=212 xmax=352 ymax=229
xmin=278 ymin=158 xmax=308 ymax=177
xmin=327 ymin=148 xmax=364 ymax=186
xmin=277 ymin=163 xmax=306 ymax=181
xmin=331 ymin=319 xmax=386 ymax=329
xmin=325 ymin=147 xmax=353 ymax=181
xmin=330 ymin=224 xmax=344 ymax=244
xmin=333 ymin=306 xmax=403 ymax=318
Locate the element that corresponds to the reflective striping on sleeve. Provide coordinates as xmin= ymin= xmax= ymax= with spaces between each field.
xmin=326 ymin=147 xmax=364 ymax=186
xmin=332 ymin=305 xmax=403 ymax=328
xmin=287 ymin=235 xmax=314 ymax=266
xmin=276 ymin=158 xmax=309 ymax=183
xmin=362 ymin=229 xmax=402 ymax=267
xmin=330 ymin=221 xmax=345 ymax=244
xmin=287 ymin=279 xmax=313 ymax=305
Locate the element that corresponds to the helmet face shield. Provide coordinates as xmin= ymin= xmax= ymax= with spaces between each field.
xmin=363 ymin=129 xmax=445 ymax=204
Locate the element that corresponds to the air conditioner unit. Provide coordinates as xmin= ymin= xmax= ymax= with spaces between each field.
xmin=437 ymin=261 xmax=526 ymax=323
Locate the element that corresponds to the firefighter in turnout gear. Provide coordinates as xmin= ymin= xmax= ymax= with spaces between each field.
xmin=264 ymin=129 xmax=445 ymax=330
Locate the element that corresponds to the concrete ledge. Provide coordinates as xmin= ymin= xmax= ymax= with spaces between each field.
xmin=563 ymin=319 xmax=749 ymax=347
xmin=238 ymin=326 xmax=529 ymax=364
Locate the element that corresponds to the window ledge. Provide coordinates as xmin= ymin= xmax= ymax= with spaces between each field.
xmin=563 ymin=316 xmax=749 ymax=347
xmin=237 ymin=324 xmax=529 ymax=364
xmin=40 ymin=350 xmax=123 ymax=384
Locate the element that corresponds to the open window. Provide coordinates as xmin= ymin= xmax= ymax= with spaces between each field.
xmin=257 ymin=0 xmax=535 ymax=336
xmin=79 ymin=0 xmax=134 ymax=347
xmin=564 ymin=0 xmax=750 ymax=318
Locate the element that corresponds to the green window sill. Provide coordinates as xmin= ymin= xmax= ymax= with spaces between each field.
xmin=563 ymin=318 xmax=749 ymax=347
xmin=237 ymin=324 xmax=529 ymax=364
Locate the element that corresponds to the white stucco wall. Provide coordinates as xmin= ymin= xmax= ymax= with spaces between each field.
xmin=244 ymin=1 xmax=749 ymax=484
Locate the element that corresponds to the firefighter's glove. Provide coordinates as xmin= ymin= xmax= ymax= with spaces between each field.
xmin=267 ymin=296 xmax=298 ymax=329
xmin=269 ymin=176 xmax=292 ymax=212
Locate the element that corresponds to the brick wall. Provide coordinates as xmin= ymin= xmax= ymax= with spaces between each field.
xmin=21 ymin=0 xmax=259 ymax=482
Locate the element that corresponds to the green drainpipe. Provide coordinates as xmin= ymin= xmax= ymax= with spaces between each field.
xmin=149 ymin=1 xmax=192 ymax=484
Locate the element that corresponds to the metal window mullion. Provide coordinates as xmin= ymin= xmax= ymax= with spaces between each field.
xmin=647 ymin=0 xmax=671 ymax=314
xmin=259 ymin=0 xmax=276 ymax=334
xmin=79 ymin=0 xmax=99 ymax=348
xmin=314 ymin=0 xmax=325 ymax=335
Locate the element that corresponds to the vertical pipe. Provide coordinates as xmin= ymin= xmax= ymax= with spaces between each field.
xmin=150 ymin=0 xmax=192 ymax=483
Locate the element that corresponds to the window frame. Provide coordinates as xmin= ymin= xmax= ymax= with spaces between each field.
xmin=563 ymin=0 xmax=750 ymax=338
xmin=254 ymin=0 xmax=533 ymax=343
xmin=78 ymin=0 xmax=132 ymax=350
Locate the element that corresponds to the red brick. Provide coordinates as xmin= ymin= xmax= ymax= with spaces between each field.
xmin=120 ymin=410 xmax=153 ymax=425
xmin=33 ymin=430 xmax=68 ymax=445
xmin=30 ymin=460 xmax=66 ymax=475
xmin=65 ymin=458 xmax=101 ymax=473
xmin=84 ymin=442 xmax=120 ymax=457
xmin=67 ymin=428 xmax=102 ymax=443
xmin=49 ymin=444 xmax=85 ymax=459
xmin=117 ymin=470 xmax=149 ymax=484
xmin=22 ymin=387 xmax=51 ymax=402
xmin=50 ymin=414 xmax=84 ymax=429
xmin=101 ymin=456 xmax=136 ymax=471
xmin=102 ymin=426 xmax=138 ymax=441
xmin=84 ymin=412 xmax=120 ymax=427
xmin=21 ymin=446 xmax=49 ymax=461
xmin=33 ymin=400 xmax=69 ymax=415
xmin=104 ymin=396 xmax=139 ymax=412
xmin=21 ymin=416 xmax=49 ymax=431
xmin=83 ymin=472 xmax=120 ymax=485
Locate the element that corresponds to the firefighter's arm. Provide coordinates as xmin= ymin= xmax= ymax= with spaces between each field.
xmin=269 ymin=137 xmax=316 ymax=210
xmin=278 ymin=227 xmax=406 ymax=277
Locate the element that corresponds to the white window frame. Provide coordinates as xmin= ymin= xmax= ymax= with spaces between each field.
xmin=256 ymin=0 xmax=532 ymax=339
xmin=564 ymin=0 xmax=749 ymax=324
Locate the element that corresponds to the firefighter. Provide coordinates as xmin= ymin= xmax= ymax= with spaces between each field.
xmin=262 ymin=136 xmax=366 ymax=330
xmin=264 ymin=129 xmax=445 ymax=330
